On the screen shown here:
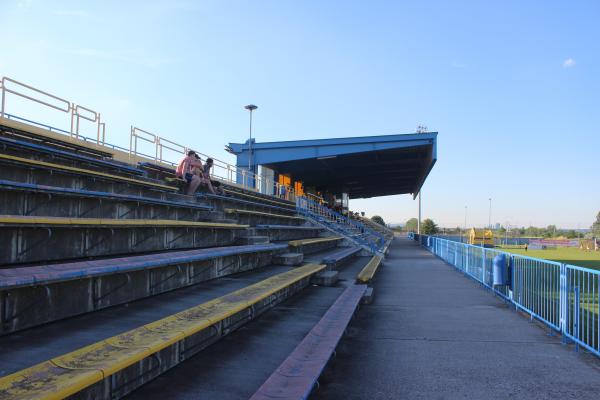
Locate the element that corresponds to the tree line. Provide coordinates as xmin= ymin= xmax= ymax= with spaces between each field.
xmin=401 ymin=210 xmax=600 ymax=238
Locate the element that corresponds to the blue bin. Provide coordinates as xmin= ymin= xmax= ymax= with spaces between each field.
xmin=492 ymin=254 xmax=510 ymax=286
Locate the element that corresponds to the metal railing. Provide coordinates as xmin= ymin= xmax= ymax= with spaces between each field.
xmin=0 ymin=76 xmax=295 ymax=202
xmin=305 ymin=192 xmax=325 ymax=204
xmin=129 ymin=126 xmax=296 ymax=200
xmin=1 ymin=77 xmax=106 ymax=145
xmin=357 ymin=215 xmax=395 ymax=238
xmin=412 ymin=234 xmax=600 ymax=357
xmin=297 ymin=196 xmax=385 ymax=254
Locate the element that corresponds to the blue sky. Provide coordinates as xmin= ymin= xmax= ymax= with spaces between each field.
xmin=1 ymin=0 xmax=598 ymax=228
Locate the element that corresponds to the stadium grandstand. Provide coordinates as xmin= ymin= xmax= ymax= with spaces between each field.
xmin=0 ymin=77 xmax=436 ymax=399
xmin=1 ymin=75 xmax=600 ymax=399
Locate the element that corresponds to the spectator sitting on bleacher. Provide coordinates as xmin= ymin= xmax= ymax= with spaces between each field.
xmin=176 ymin=150 xmax=202 ymax=195
xmin=199 ymin=158 xmax=224 ymax=195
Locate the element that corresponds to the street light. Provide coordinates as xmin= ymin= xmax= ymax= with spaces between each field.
xmin=463 ymin=205 xmax=468 ymax=243
xmin=244 ymin=104 xmax=258 ymax=171
xmin=488 ymin=198 xmax=492 ymax=229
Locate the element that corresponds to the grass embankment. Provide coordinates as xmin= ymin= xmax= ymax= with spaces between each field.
xmin=500 ymin=247 xmax=600 ymax=269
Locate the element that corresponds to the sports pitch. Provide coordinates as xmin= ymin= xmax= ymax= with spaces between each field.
xmin=502 ymin=247 xmax=600 ymax=269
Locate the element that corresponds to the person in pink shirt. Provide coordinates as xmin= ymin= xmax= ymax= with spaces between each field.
xmin=176 ymin=150 xmax=202 ymax=195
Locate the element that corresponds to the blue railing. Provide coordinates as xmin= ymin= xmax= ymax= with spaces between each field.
xmin=296 ymin=196 xmax=385 ymax=254
xmin=410 ymin=233 xmax=600 ymax=357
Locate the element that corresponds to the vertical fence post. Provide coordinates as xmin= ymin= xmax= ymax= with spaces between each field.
xmin=574 ymin=285 xmax=580 ymax=352
xmin=455 ymin=244 xmax=458 ymax=267
xmin=560 ymin=263 xmax=568 ymax=343
xmin=509 ymin=255 xmax=514 ymax=301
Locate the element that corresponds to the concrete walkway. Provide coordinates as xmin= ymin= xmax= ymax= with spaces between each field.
xmin=312 ymin=236 xmax=600 ymax=400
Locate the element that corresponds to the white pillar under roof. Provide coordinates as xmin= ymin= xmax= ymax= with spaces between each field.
xmin=417 ymin=190 xmax=421 ymax=235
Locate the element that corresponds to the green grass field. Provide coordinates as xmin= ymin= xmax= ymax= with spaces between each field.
xmin=500 ymin=247 xmax=600 ymax=269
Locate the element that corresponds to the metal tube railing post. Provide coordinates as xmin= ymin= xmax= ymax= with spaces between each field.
xmin=0 ymin=79 xmax=5 ymax=118
xmin=466 ymin=245 xmax=470 ymax=272
xmin=97 ymin=113 xmax=101 ymax=143
xmin=560 ymin=263 xmax=567 ymax=342
xmin=574 ymin=286 xmax=580 ymax=352
xmin=482 ymin=248 xmax=486 ymax=284
xmin=70 ymin=104 xmax=75 ymax=137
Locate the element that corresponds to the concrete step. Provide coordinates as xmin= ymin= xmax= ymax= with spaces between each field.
xmin=361 ymin=287 xmax=375 ymax=304
xmin=236 ymin=235 xmax=270 ymax=245
xmin=273 ymin=252 xmax=304 ymax=266
xmin=216 ymin=218 xmax=239 ymax=224
xmin=311 ymin=270 xmax=339 ymax=286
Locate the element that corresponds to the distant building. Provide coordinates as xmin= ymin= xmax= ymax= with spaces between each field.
xmin=468 ymin=228 xmax=494 ymax=247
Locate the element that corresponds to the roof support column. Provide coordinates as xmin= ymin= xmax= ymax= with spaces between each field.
xmin=417 ymin=190 xmax=421 ymax=235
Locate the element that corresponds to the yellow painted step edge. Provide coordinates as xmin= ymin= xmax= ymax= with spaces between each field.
xmin=357 ymin=255 xmax=383 ymax=283
xmin=223 ymin=189 xmax=294 ymax=208
xmin=288 ymin=237 xmax=343 ymax=247
xmin=0 ymin=216 xmax=248 ymax=229
xmin=224 ymin=208 xmax=303 ymax=220
xmin=0 ymin=263 xmax=326 ymax=400
xmin=0 ymin=153 xmax=177 ymax=191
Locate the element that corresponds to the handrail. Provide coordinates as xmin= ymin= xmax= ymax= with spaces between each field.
xmin=305 ymin=192 xmax=325 ymax=204
xmin=1 ymin=77 xmax=70 ymax=114
xmin=129 ymin=125 xmax=296 ymax=201
xmin=1 ymin=77 xmax=106 ymax=145
xmin=0 ymin=75 xmax=297 ymax=202
xmin=296 ymin=196 xmax=385 ymax=253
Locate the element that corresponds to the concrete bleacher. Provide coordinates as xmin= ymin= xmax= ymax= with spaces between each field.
xmin=289 ymin=236 xmax=345 ymax=254
xmin=0 ymin=114 xmax=386 ymax=399
xmin=0 ymin=117 xmax=116 ymax=159
xmin=0 ymin=135 xmax=144 ymax=176
xmin=254 ymin=224 xmax=324 ymax=241
xmin=198 ymin=192 xmax=297 ymax=215
xmin=224 ymin=208 xmax=306 ymax=226
xmin=0 ymin=152 xmax=178 ymax=197
xmin=0 ymin=216 xmax=247 ymax=265
xmin=0 ymin=243 xmax=288 ymax=335
xmin=0 ymin=264 xmax=327 ymax=399
xmin=250 ymin=284 xmax=367 ymax=400
xmin=0 ymin=179 xmax=214 ymax=221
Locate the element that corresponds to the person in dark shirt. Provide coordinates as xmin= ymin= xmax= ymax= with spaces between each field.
xmin=200 ymin=158 xmax=224 ymax=195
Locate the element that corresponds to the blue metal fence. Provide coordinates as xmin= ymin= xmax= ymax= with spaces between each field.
xmin=409 ymin=233 xmax=600 ymax=357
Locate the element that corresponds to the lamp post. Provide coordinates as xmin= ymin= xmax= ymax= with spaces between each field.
xmin=244 ymin=104 xmax=257 ymax=172
xmin=488 ymin=198 xmax=492 ymax=229
xmin=463 ymin=205 xmax=468 ymax=243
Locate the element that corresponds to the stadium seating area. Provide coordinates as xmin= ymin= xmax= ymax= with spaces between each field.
xmin=0 ymin=116 xmax=388 ymax=399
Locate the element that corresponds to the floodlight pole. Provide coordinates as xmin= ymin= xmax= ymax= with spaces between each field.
xmin=464 ymin=205 xmax=468 ymax=243
xmin=244 ymin=104 xmax=258 ymax=172
xmin=488 ymin=198 xmax=492 ymax=229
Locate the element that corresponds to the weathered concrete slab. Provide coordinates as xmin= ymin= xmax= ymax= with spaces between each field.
xmin=125 ymin=285 xmax=345 ymax=400
xmin=311 ymin=270 xmax=338 ymax=286
xmin=361 ymin=287 xmax=374 ymax=304
xmin=273 ymin=252 xmax=304 ymax=266
xmin=236 ymin=236 xmax=270 ymax=245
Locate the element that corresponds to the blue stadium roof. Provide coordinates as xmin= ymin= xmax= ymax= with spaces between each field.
xmin=228 ymin=132 xmax=437 ymax=199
